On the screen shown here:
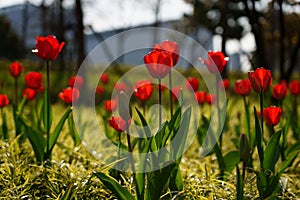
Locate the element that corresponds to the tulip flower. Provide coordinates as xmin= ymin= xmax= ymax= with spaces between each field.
xmin=58 ymin=87 xmax=80 ymax=105
xmin=206 ymin=94 xmax=216 ymax=105
xmin=234 ymin=79 xmax=252 ymax=96
xmin=32 ymin=35 xmax=65 ymax=61
xmin=171 ymin=86 xmax=182 ymax=102
xmin=219 ymin=79 xmax=230 ymax=90
xmin=248 ymin=68 xmax=272 ymax=94
xmin=134 ymin=80 xmax=153 ymax=102
xmin=200 ymin=51 xmax=229 ymax=74
xmin=100 ymin=73 xmax=109 ymax=84
xmin=22 ymin=88 xmax=36 ymax=101
xmin=114 ymin=82 xmax=131 ymax=93
xmin=0 ymin=94 xmax=9 ymax=108
xmin=186 ymin=77 xmax=199 ymax=92
xmin=194 ymin=91 xmax=206 ymax=106
xmin=272 ymin=83 xmax=287 ymax=100
xmin=263 ymin=106 xmax=282 ymax=127
xmin=25 ymin=72 xmax=43 ymax=90
xmin=9 ymin=61 xmax=24 ymax=78
xmin=96 ymin=86 xmax=105 ymax=96
xmin=144 ymin=50 xmax=172 ymax=79
xmin=289 ymin=80 xmax=300 ymax=96
xmin=68 ymin=76 xmax=84 ymax=89
xmin=104 ymin=99 xmax=118 ymax=112
xmin=154 ymin=40 xmax=180 ymax=67
xmin=108 ymin=116 xmax=131 ymax=133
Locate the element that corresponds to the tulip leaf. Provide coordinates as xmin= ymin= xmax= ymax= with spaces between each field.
xmin=1 ymin=111 xmax=8 ymax=140
xmin=18 ymin=115 xmax=46 ymax=163
xmin=48 ymin=108 xmax=72 ymax=154
xmin=223 ymin=151 xmax=240 ymax=173
xmin=278 ymin=150 xmax=299 ymax=176
xmin=254 ymin=106 xmax=264 ymax=169
xmin=264 ymin=130 xmax=281 ymax=172
xmin=93 ymin=172 xmax=134 ymax=200
xmin=68 ymin=114 xmax=81 ymax=146
xmin=42 ymin=89 xmax=52 ymax=133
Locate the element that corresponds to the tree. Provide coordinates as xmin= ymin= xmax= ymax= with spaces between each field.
xmin=75 ymin=0 xmax=85 ymax=68
xmin=0 ymin=15 xmax=26 ymax=60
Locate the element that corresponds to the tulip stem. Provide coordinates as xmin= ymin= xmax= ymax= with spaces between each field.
xmin=169 ymin=71 xmax=173 ymax=116
xmin=216 ymin=75 xmax=221 ymax=151
xmin=243 ymin=96 xmax=251 ymax=143
xmin=158 ymin=78 xmax=162 ymax=130
xmin=260 ymin=92 xmax=264 ymax=138
xmin=14 ymin=78 xmax=18 ymax=106
xmin=46 ymin=60 xmax=50 ymax=157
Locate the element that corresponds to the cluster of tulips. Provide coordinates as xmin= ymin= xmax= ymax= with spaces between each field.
xmin=0 ymin=34 xmax=300 ymax=199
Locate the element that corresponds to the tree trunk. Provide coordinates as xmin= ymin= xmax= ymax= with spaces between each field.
xmin=75 ymin=0 xmax=85 ymax=68
xmin=22 ymin=0 xmax=29 ymax=48
xmin=220 ymin=0 xmax=229 ymax=78
xmin=285 ymin=32 xmax=300 ymax=81
xmin=278 ymin=0 xmax=285 ymax=80
xmin=58 ymin=0 xmax=65 ymax=71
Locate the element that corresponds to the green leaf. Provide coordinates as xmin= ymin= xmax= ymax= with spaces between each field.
xmin=60 ymin=182 xmax=74 ymax=200
xmin=254 ymin=106 xmax=264 ymax=169
xmin=135 ymin=107 xmax=151 ymax=138
xmin=18 ymin=116 xmax=46 ymax=163
xmin=223 ymin=151 xmax=240 ymax=173
xmin=264 ymin=130 xmax=281 ymax=172
xmin=169 ymin=164 xmax=183 ymax=191
xmin=93 ymin=172 xmax=134 ymax=200
xmin=256 ymin=171 xmax=267 ymax=198
xmin=68 ymin=114 xmax=81 ymax=146
xmin=48 ymin=108 xmax=72 ymax=155
xmin=286 ymin=141 xmax=300 ymax=156
xmin=278 ymin=150 xmax=299 ymax=176
xmin=42 ymin=89 xmax=52 ymax=133
xmin=1 ymin=111 xmax=8 ymax=140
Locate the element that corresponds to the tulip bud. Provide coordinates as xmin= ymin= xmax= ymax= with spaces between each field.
xmin=239 ymin=133 xmax=250 ymax=163
xmin=118 ymin=91 xmax=131 ymax=121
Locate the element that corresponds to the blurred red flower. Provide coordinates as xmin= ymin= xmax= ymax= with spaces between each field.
xmin=144 ymin=50 xmax=172 ymax=79
xmin=154 ymin=40 xmax=180 ymax=66
xmin=22 ymin=88 xmax=36 ymax=101
xmin=58 ymin=87 xmax=80 ymax=104
xmin=171 ymin=86 xmax=182 ymax=101
xmin=25 ymin=72 xmax=43 ymax=90
xmin=104 ymin=99 xmax=118 ymax=112
xmin=219 ymin=79 xmax=230 ymax=90
xmin=289 ymin=80 xmax=300 ymax=96
xmin=263 ymin=106 xmax=282 ymax=126
xmin=200 ymin=51 xmax=228 ymax=73
xmin=108 ymin=116 xmax=131 ymax=133
xmin=114 ymin=82 xmax=131 ymax=93
xmin=186 ymin=77 xmax=199 ymax=92
xmin=134 ymin=80 xmax=153 ymax=101
xmin=0 ymin=94 xmax=9 ymax=108
xmin=272 ymin=83 xmax=287 ymax=100
xmin=68 ymin=76 xmax=84 ymax=89
xmin=32 ymin=35 xmax=65 ymax=61
xmin=234 ymin=79 xmax=252 ymax=96
xmin=248 ymin=68 xmax=272 ymax=93
xmin=96 ymin=86 xmax=105 ymax=96
xmin=9 ymin=61 xmax=24 ymax=78
xmin=100 ymin=73 xmax=109 ymax=84
xmin=194 ymin=91 xmax=206 ymax=105
xmin=206 ymin=94 xmax=216 ymax=105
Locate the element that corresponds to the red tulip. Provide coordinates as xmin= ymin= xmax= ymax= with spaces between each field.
xmin=96 ymin=86 xmax=105 ymax=96
xmin=9 ymin=61 xmax=24 ymax=78
xmin=248 ymin=68 xmax=272 ymax=93
xmin=36 ymin=84 xmax=45 ymax=93
xmin=272 ymin=83 xmax=288 ymax=100
xmin=144 ymin=50 xmax=172 ymax=79
xmin=100 ymin=73 xmax=109 ymax=84
xmin=114 ymin=82 xmax=131 ymax=93
xmin=219 ymin=79 xmax=230 ymax=90
xmin=58 ymin=87 xmax=80 ymax=104
xmin=154 ymin=40 xmax=180 ymax=66
xmin=134 ymin=80 xmax=153 ymax=101
xmin=186 ymin=77 xmax=199 ymax=92
xmin=32 ymin=35 xmax=65 ymax=61
xmin=25 ymin=72 xmax=43 ymax=90
xmin=206 ymin=94 xmax=216 ymax=105
xmin=234 ymin=79 xmax=252 ymax=96
xmin=22 ymin=88 xmax=36 ymax=101
xmin=108 ymin=116 xmax=131 ymax=133
xmin=289 ymin=80 xmax=300 ymax=96
xmin=200 ymin=51 xmax=228 ymax=73
xmin=263 ymin=106 xmax=282 ymax=126
xmin=104 ymin=99 xmax=118 ymax=112
xmin=194 ymin=91 xmax=206 ymax=105
xmin=68 ymin=76 xmax=84 ymax=89
xmin=0 ymin=94 xmax=9 ymax=108
xmin=256 ymin=110 xmax=261 ymax=119
xmin=171 ymin=86 xmax=182 ymax=101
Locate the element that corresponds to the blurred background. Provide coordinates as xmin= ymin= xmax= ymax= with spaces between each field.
xmin=0 ymin=0 xmax=300 ymax=81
